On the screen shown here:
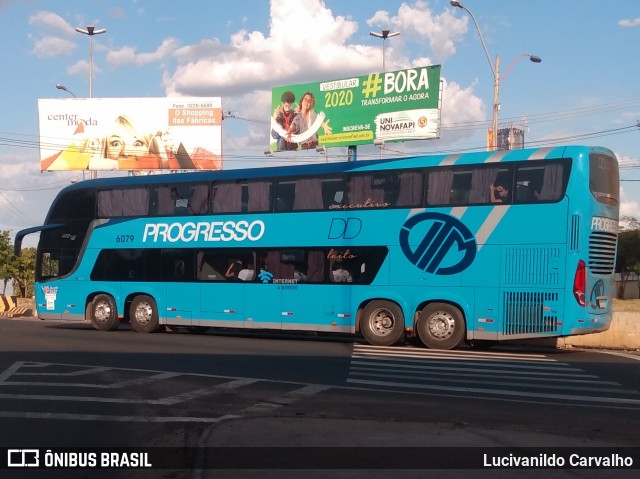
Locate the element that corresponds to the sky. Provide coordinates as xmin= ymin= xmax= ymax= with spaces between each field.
xmin=1 ymin=0 xmax=639 ymax=251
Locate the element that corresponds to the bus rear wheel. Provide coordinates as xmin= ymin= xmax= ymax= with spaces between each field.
xmin=417 ymin=303 xmax=465 ymax=350
xmin=360 ymin=300 xmax=405 ymax=346
xmin=129 ymin=295 xmax=161 ymax=333
xmin=90 ymin=294 xmax=120 ymax=332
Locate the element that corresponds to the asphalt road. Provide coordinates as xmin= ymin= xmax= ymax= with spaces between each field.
xmin=1 ymin=317 xmax=639 ymax=478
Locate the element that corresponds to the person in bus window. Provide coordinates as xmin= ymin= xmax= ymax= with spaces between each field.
xmin=225 ymin=259 xmax=243 ymax=279
xmin=490 ymin=182 xmax=511 ymax=203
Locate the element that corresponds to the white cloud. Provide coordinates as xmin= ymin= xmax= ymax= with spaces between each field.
xmin=105 ymin=38 xmax=180 ymax=68
xmin=619 ymin=17 xmax=640 ymax=27
xmin=28 ymin=11 xmax=77 ymax=58
xmin=163 ymin=0 xmax=374 ymax=97
xmin=31 ymin=36 xmax=76 ymax=58
xmin=367 ymin=1 xmax=467 ymax=61
xmin=28 ymin=11 xmax=76 ymax=36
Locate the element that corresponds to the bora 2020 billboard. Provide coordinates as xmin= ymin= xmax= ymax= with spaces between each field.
xmin=270 ymin=65 xmax=441 ymax=152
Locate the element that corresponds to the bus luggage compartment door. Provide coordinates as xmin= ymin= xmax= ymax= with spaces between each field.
xmin=165 ymin=283 xmax=193 ymax=326
xmin=199 ymin=283 xmax=245 ymax=329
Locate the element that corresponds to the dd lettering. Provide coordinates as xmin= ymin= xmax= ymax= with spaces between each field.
xmin=328 ymin=218 xmax=362 ymax=239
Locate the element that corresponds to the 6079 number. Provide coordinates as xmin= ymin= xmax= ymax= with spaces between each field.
xmin=115 ymin=234 xmax=134 ymax=243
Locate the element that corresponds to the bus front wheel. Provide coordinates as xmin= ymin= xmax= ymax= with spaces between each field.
xmin=417 ymin=303 xmax=465 ymax=350
xmin=90 ymin=294 xmax=120 ymax=332
xmin=129 ymin=295 xmax=161 ymax=333
xmin=360 ymin=300 xmax=405 ymax=346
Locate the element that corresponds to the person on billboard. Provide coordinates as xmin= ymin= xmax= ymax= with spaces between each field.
xmin=88 ymin=115 xmax=161 ymax=170
xmin=88 ymin=116 xmax=221 ymax=171
xmin=287 ymin=92 xmax=332 ymax=150
xmin=271 ymin=91 xmax=298 ymax=151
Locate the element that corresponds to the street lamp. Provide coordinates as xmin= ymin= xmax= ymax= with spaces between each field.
xmin=76 ymin=25 xmax=106 ymax=179
xmin=56 ymin=83 xmax=76 ymax=98
xmin=369 ymin=29 xmax=400 ymax=72
xmin=449 ymin=1 xmax=541 ymax=150
xmin=75 ymin=25 xmax=107 ymax=98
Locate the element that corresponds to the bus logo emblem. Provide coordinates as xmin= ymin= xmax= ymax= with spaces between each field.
xmin=399 ymin=212 xmax=477 ymax=275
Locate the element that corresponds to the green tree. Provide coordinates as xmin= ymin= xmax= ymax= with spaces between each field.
xmin=13 ymin=247 xmax=36 ymax=298
xmin=616 ymin=216 xmax=640 ymax=299
xmin=0 ymin=230 xmax=15 ymax=294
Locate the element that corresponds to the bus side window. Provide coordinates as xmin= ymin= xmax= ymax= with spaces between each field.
xmin=162 ymin=250 xmax=195 ymax=281
xmin=197 ymin=252 xmax=223 ymax=281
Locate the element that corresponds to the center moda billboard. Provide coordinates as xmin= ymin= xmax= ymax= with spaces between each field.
xmin=269 ymin=65 xmax=441 ymax=152
xmin=38 ymin=97 xmax=222 ymax=172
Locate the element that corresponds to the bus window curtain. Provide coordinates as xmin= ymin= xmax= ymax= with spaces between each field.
xmin=123 ymin=188 xmax=149 ymax=216
xmin=97 ymin=190 xmax=122 ymax=217
xmin=396 ymin=172 xmax=423 ymax=207
xmin=469 ymin=168 xmax=499 ymax=204
xmin=427 ymin=170 xmax=454 ymax=205
xmin=348 ymin=175 xmax=385 ymax=204
xmin=189 ymin=184 xmax=209 ymax=214
xmin=306 ymin=249 xmax=325 ymax=282
xmin=212 ymin=182 xmax=242 ymax=213
xmin=293 ymin=178 xmax=323 ymax=210
xmin=248 ymin=181 xmax=271 ymax=212
xmin=156 ymin=186 xmax=174 ymax=215
xmin=538 ymin=164 xmax=564 ymax=201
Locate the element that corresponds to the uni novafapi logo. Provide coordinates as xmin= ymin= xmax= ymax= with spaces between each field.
xmin=399 ymin=212 xmax=477 ymax=275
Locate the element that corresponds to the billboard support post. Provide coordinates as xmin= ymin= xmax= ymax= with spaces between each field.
xmin=347 ymin=145 xmax=357 ymax=162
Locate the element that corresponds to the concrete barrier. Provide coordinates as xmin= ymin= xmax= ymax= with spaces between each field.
xmin=558 ymin=311 xmax=640 ymax=350
xmin=0 ymin=294 xmax=18 ymax=312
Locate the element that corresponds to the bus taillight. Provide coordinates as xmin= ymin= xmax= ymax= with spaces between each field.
xmin=573 ymin=260 xmax=586 ymax=307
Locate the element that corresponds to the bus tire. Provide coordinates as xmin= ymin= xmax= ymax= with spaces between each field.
xmin=129 ymin=295 xmax=161 ymax=333
xmin=360 ymin=300 xmax=405 ymax=346
xmin=90 ymin=294 xmax=120 ymax=332
xmin=417 ymin=303 xmax=465 ymax=350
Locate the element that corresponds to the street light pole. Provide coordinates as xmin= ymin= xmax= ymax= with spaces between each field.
xmin=369 ymin=29 xmax=400 ymax=72
xmin=56 ymin=83 xmax=76 ymax=98
xmin=76 ymin=25 xmax=106 ymax=179
xmin=450 ymin=1 xmax=541 ymax=150
xmin=75 ymin=25 xmax=106 ymax=99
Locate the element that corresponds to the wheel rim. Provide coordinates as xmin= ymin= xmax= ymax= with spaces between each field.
xmin=93 ymin=300 xmax=112 ymax=324
xmin=368 ymin=308 xmax=396 ymax=337
xmin=428 ymin=311 xmax=456 ymax=340
xmin=134 ymin=301 xmax=154 ymax=326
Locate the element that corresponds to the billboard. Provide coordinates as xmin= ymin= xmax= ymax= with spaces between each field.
xmin=270 ymin=65 xmax=441 ymax=151
xmin=39 ymin=97 xmax=222 ymax=171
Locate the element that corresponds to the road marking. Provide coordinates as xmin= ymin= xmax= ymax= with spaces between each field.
xmin=348 ymin=344 xmax=640 ymax=406
xmin=595 ymin=350 xmax=640 ymax=362
xmin=346 ymin=378 xmax=640 ymax=406
xmin=0 ymin=361 xmax=25 ymax=384
xmin=0 ymin=361 xmax=333 ymax=423
xmin=241 ymin=384 xmax=332 ymax=413
xmin=152 ymin=378 xmax=259 ymax=405
xmin=0 ymin=411 xmax=241 ymax=423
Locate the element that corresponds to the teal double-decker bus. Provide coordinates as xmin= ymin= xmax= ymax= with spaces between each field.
xmin=15 ymin=145 xmax=619 ymax=349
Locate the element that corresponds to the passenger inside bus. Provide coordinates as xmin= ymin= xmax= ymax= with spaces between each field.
xmin=490 ymin=182 xmax=511 ymax=203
